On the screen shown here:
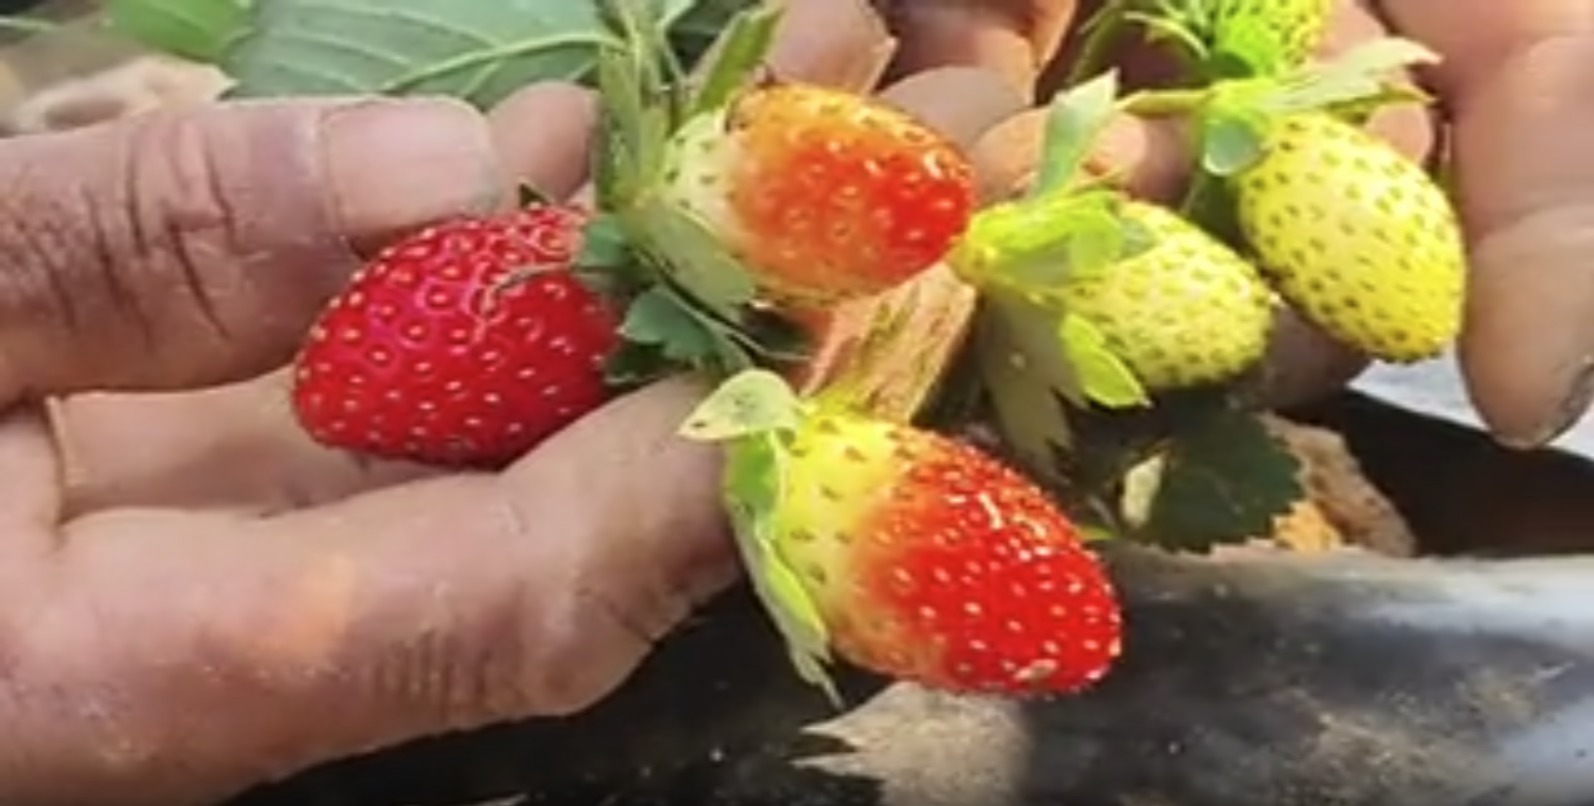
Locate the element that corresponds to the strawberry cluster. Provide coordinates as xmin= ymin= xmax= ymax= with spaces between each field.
xmin=286 ymin=0 xmax=1466 ymax=702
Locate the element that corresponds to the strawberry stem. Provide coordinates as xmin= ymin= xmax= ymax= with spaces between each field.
xmin=1117 ymin=87 xmax=1209 ymax=117
xmin=1063 ymin=0 xmax=1138 ymax=88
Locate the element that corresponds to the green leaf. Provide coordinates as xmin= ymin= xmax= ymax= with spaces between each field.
xmin=603 ymin=340 xmax=671 ymax=387
xmin=1202 ymin=12 xmax=1303 ymax=79
xmin=592 ymin=35 xmax=673 ymax=209
xmin=1029 ymin=70 xmax=1122 ymax=198
xmin=1063 ymin=203 xmax=1130 ymax=281
xmin=687 ymin=1 xmax=781 ymax=117
xmin=218 ymin=0 xmax=743 ymax=109
xmin=679 ymin=369 xmax=801 ymax=441
xmin=1130 ymin=403 xmax=1304 ymax=552
xmin=105 ymin=0 xmax=249 ymax=63
xmin=722 ymin=435 xmax=838 ymax=703
xmin=1264 ymin=36 xmax=1439 ymax=116
xmin=629 ymin=196 xmax=758 ymax=318
xmin=576 ymin=214 xmax=633 ymax=270
xmin=1057 ymin=313 xmax=1150 ymax=409
xmin=1319 ymin=36 xmax=1439 ymax=79
xmin=670 ymin=0 xmax=761 ymax=63
xmin=1197 ymin=107 xmax=1266 ymax=176
xmin=974 ymin=295 xmax=1078 ymax=482
xmin=952 ymin=191 xmax=1140 ymax=291
xmin=619 ymin=286 xmax=731 ymax=365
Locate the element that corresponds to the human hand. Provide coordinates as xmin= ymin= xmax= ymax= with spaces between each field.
xmin=0 ymin=84 xmax=742 ymax=806
xmin=0 ymin=3 xmax=1042 ymax=802
xmin=886 ymin=0 xmax=1594 ymax=448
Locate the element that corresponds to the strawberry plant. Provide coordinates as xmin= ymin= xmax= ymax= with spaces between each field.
xmin=47 ymin=0 xmax=1469 ymax=701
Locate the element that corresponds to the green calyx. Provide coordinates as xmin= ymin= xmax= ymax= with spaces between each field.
xmin=951 ymin=71 xmax=1151 ymax=295
xmin=679 ymin=368 xmax=842 ymax=705
xmin=1069 ymin=0 xmax=1331 ymax=86
xmin=1117 ymin=36 xmax=1440 ymax=181
xmin=585 ymin=0 xmax=808 ymax=388
xmin=945 ymin=72 xmax=1159 ymax=414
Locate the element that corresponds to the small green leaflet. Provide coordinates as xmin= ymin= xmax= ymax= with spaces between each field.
xmin=974 ymin=288 xmax=1150 ymax=489
xmin=1057 ymin=313 xmax=1151 ymax=409
xmin=105 ymin=0 xmax=249 ymax=64
xmin=619 ymin=286 xmax=746 ymax=368
xmin=1029 ymin=71 xmax=1122 ymax=198
xmin=629 ymin=196 xmax=758 ymax=318
xmin=1197 ymin=106 xmax=1267 ymax=176
xmin=687 ymin=1 xmax=782 ymax=117
xmin=1266 ymin=36 xmax=1439 ymax=116
xmin=1204 ymin=12 xmax=1292 ymax=79
xmin=973 ymin=300 xmax=1075 ymax=485
xmin=678 ymin=368 xmax=800 ymax=441
xmin=724 ymin=436 xmax=837 ymax=704
xmin=575 ymin=214 xmax=633 ymax=274
xmin=1128 ymin=403 xmax=1304 ymax=552
xmin=955 ymin=191 xmax=1141 ymax=292
xmin=682 ymin=382 xmax=838 ymax=704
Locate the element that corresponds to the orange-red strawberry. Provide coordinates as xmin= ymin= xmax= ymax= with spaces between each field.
xmin=291 ymin=205 xmax=619 ymax=468
xmin=686 ymin=371 xmax=1123 ymax=697
xmin=664 ymin=82 xmax=977 ymax=307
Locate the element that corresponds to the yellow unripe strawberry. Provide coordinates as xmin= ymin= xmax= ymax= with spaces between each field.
xmin=1057 ymin=201 xmax=1275 ymax=391
xmin=1232 ymin=112 xmax=1465 ymax=362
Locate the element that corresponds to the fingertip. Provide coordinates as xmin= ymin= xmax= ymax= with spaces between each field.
xmin=1259 ymin=307 xmax=1369 ymax=409
xmin=878 ymin=66 xmax=1029 ymax=151
xmin=769 ymin=0 xmax=896 ymax=91
xmin=1441 ymin=36 xmax=1594 ymax=447
xmin=1458 ymin=213 xmax=1594 ymax=448
xmin=885 ymin=3 xmax=1040 ymax=94
xmin=969 ymin=107 xmax=1047 ymax=203
xmin=486 ymin=82 xmax=599 ymax=203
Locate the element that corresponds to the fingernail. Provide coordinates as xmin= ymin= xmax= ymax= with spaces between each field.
xmin=321 ymin=98 xmax=505 ymax=245
xmin=1501 ymin=356 xmax=1594 ymax=449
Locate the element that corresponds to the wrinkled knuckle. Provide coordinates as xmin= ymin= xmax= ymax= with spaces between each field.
xmin=106 ymin=111 xmax=245 ymax=324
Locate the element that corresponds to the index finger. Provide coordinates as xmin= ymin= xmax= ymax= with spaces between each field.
xmin=1380 ymin=1 xmax=1594 ymax=446
xmin=0 ymin=96 xmax=513 ymax=404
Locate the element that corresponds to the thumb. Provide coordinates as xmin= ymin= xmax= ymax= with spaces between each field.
xmin=0 ymin=97 xmax=510 ymax=404
xmin=1373 ymin=0 xmax=1594 ymax=446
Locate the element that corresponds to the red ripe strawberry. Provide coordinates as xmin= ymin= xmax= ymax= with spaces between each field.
xmin=773 ymin=411 xmax=1123 ymax=694
xmin=291 ymin=205 xmax=619 ymax=467
xmin=664 ymin=82 xmax=977 ymax=307
xmin=689 ymin=371 xmax=1124 ymax=697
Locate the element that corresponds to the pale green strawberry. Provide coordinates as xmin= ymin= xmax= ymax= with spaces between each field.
xmin=1201 ymin=0 xmax=1334 ymax=76
xmin=1231 ymin=111 xmax=1465 ymax=362
xmin=1053 ymin=201 xmax=1275 ymax=392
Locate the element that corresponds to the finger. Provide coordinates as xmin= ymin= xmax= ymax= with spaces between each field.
xmin=880 ymin=0 xmax=1081 ymax=94
xmin=12 ymin=377 xmax=735 ymax=805
xmin=0 ymin=95 xmax=512 ymax=405
xmin=878 ymin=66 xmax=1032 ymax=151
xmin=970 ymin=107 xmax=1189 ymax=204
xmin=485 ymin=82 xmax=600 ymax=200
xmin=1378 ymin=1 xmax=1594 ymax=446
xmin=49 ymin=370 xmax=436 ymax=518
xmin=772 ymin=0 xmax=899 ymax=90
xmin=44 ymin=84 xmax=605 ymax=516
